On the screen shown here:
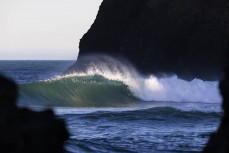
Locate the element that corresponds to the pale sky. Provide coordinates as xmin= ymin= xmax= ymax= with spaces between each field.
xmin=0 ymin=0 xmax=102 ymax=60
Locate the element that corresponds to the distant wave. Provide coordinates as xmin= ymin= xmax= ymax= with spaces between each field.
xmin=19 ymin=55 xmax=221 ymax=107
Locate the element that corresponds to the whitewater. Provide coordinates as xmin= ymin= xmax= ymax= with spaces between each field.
xmin=0 ymin=59 xmax=222 ymax=153
xmin=19 ymin=56 xmax=221 ymax=107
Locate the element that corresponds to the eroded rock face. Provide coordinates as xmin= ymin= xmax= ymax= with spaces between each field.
xmin=78 ymin=0 xmax=229 ymax=80
xmin=0 ymin=76 xmax=69 ymax=153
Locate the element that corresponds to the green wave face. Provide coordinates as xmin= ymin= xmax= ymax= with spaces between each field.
xmin=18 ymin=55 xmax=221 ymax=107
xmin=19 ymin=75 xmax=138 ymax=107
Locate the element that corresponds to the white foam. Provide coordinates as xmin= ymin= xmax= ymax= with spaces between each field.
xmin=132 ymin=75 xmax=221 ymax=103
xmin=59 ymin=56 xmax=221 ymax=103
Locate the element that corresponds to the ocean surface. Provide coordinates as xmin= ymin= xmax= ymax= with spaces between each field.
xmin=0 ymin=60 xmax=223 ymax=153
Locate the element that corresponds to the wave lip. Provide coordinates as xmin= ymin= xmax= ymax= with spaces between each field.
xmin=19 ymin=55 xmax=221 ymax=107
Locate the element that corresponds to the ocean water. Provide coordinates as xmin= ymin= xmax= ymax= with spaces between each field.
xmin=0 ymin=60 xmax=223 ymax=153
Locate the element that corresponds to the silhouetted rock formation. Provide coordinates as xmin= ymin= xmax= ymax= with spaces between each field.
xmin=76 ymin=0 xmax=229 ymax=80
xmin=0 ymin=75 xmax=69 ymax=153
xmin=203 ymin=65 xmax=229 ymax=153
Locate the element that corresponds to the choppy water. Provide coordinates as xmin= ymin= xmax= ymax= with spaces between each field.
xmin=0 ymin=60 xmax=222 ymax=153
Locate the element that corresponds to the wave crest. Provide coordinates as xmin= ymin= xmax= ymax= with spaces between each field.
xmin=19 ymin=55 xmax=221 ymax=107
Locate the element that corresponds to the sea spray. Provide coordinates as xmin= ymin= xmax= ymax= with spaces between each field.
xmin=133 ymin=75 xmax=221 ymax=103
xmin=61 ymin=55 xmax=221 ymax=103
xmin=19 ymin=56 xmax=221 ymax=107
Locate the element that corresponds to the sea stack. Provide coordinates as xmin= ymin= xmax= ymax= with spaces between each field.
xmin=70 ymin=0 xmax=229 ymax=81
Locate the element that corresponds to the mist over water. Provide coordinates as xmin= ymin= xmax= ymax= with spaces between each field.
xmin=62 ymin=55 xmax=221 ymax=103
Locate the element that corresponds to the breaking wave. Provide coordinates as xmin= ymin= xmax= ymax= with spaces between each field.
xmin=19 ymin=55 xmax=221 ymax=107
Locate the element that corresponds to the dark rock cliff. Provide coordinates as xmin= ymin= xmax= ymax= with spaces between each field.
xmin=77 ymin=0 xmax=229 ymax=80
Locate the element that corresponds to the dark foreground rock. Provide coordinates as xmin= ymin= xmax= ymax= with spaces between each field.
xmin=203 ymin=65 xmax=229 ymax=153
xmin=0 ymin=76 xmax=69 ymax=153
xmin=77 ymin=0 xmax=229 ymax=81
